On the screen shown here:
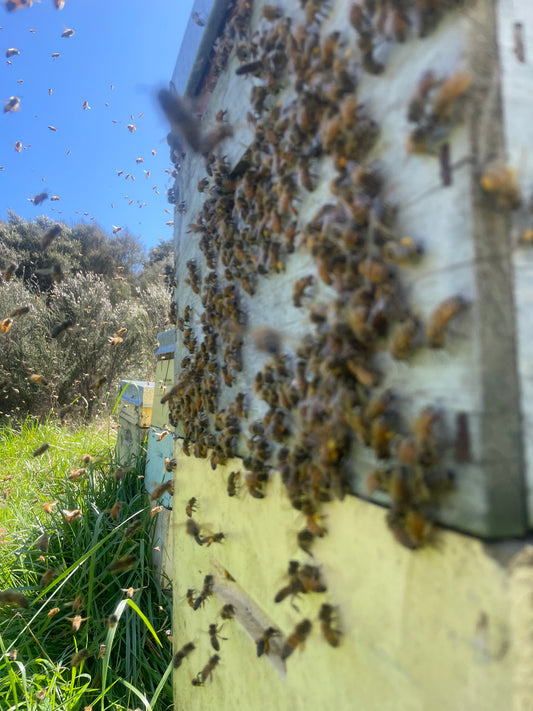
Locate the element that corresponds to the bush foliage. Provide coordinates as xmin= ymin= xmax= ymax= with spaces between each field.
xmin=0 ymin=213 xmax=174 ymax=421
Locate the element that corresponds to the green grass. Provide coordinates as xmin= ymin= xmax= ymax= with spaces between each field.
xmin=0 ymin=418 xmax=173 ymax=710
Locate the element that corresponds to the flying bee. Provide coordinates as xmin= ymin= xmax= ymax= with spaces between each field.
xmin=193 ymin=574 xmax=214 ymax=610
xmin=204 ymin=532 xmax=224 ymax=547
xmin=14 ymin=141 xmax=22 ymax=152
xmin=10 ymin=305 xmax=29 ymax=318
xmin=98 ymin=644 xmax=106 ymax=659
xmin=40 ymin=568 xmax=58 ymax=587
xmin=173 ymin=641 xmax=196 ymax=668
xmin=67 ymin=615 xmax=88 ymax=632
xmin=186 ymin=518 xmax=204 ymax=546
xmin=106 ymin=555 xmax=137 ymax=574
xmin=67 ymin=467 xmax=87 ymax=481
xmin=0 ymin=590 xmax=28 ymax=608
xmin=41 ymin=224 xmax=62 ymax=249
xmin=62 ymin=508 xmax=82 ymax=523
xmin=6 ymin=48 xmax=20 ymax=58
xmin=151 ymin=505 xmax=163 ymax=517
xmin=61 ymin=27 xmax=74 ymax=38
xmin=3 ymin=263 xmax=17 ymax=281
xmin=29 ymin=374 xmax=48 ymax=387
xmin=157 ymin=429 xmax=169 ymax=441
xmin=33 ymin=443 xmax=50 ymax=457
xmin=1 ymin=318 xmax=13 ymax=333
xmin=4 ymin=96 xmax=20 ymax=113
xmin=47 ymin=607 xmax=60 ymax=618
xmin=281 ymin=619 xmax=312 ymax=660
xmin=208 ymin=623 xmax=227 ymax=651
xmin=318 ymin=604 xmax=341 ymax=647
xmin=50 ymin=319 xmax=73 ymax=338
xmin=70 ymin=648 xmax=89 ymax=667
xmin=185 ymin=497 xmax=198 ymax=517
xmin=31 ymin=194 xmax=49 ymax=209
xmin=220 ymin=603 xmax=236 ymax=620
xmin=108 ymin=614 xmax=118 ymax=627
xmin=36 ymin=532 xmax=49 ymax=552
xmin=256 ymin=626 xmax=280 ymax=657
xmin=108 ymin=336 xmax=123 ymax=346
xmin=89 ymin=376 xmax=107 ymax=389
xmin=164 ymin=457 xmax=177 ymax=472
xmin=227 ymin=471 xmax=240 ymax=497
xmin=158 ymin=88 xmax=232 ymax=155
xmin=151 ymin=479 xmax=174 ymax=500
xmin=124 ymin=519 xmax=141 ymax=538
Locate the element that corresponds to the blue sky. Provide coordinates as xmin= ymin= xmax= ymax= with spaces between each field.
xmin=0 ymin=0 xmax=195 ymax=252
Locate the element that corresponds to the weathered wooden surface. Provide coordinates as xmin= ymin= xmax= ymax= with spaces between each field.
xmin=498 ymin=0 xmax=533 ymax=529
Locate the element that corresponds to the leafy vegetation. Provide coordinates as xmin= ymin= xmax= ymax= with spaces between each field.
xmin=0 ymin=213 xmax=174 ymax=421
xmin=0 ymin=419 xmax=173 ymax=710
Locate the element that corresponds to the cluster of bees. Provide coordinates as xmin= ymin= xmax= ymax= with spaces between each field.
xmin=151 ymin=0 xmax=508 ymax=685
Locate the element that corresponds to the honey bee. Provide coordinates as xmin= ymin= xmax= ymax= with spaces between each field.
xmin=1 ymin=318 xmax=13 ymax=333
xmin=67 ymin=614 xmax=88 ymax=632
xmin=227 ymin=471 xmax=240 ymax=497
xmin=4 ymin=96 xmax=20 ymax=113
xmin=426 ymin=295 xmax=468 ymax=347
xmin=82 ymin=100 xmax=90 ymax=110
xmin=173 ymin=641 xmax=195 ymax=668
xmin=150 ymin=479 xmax=174 ymax=500
xmin=256 ymin=626 xmax=280 ymax=657
xmin=220 ymin=603 xmax=236 ymax=620
xmin=6 ymin=48 xmax=20 ymax=58
xmin=186 ymin=518 xmax=204 ymax=546
xmin=186 ymin=588 xmax=197 ymax=608
xmin=299 ymin=564 xmax=327 ymax=593
xmin=47 ymin=606 xmax=60 ymax=617
xmin=89 ymin=376 xmax=107 ymax=390
xmin=30 ymin=192 xmax=49 ymax=205
xmin=185 ymin=497 xmax=198 ymax=517
xmin=0 ymin=590 xmax=28 ymax=608
xmin=192 ymin=654 xmax=220 ymax=685
xmin=108 ymin=614 xmax=118 ymax=627
xmin=70 ymin=648 xmax=89 ymax=668
xmin=151 ymin=505 xmax=163 ymax=517
xmin=208 ymin=623 xmax=228 ymax=651
xmin=158 ymin=89 xmax=233 ymax=155
xmin=29 ymin=374 xmax=48 ymax=386
xmin=157 ymin=430 xmax=169 ymax=441
xmin=480 ymin=162 xmax=522 ymax=210
xmin=43 ymin=501 xmax=58 ymax=514
xmin=161 ymin=383 xmax=181 ymax=404
xmin=61 ymin=27 xmax=75 ymax=38
xmin=281 ymin=619 xmax=312 ymax=660
xmin=67 ymin=467 xmax=87 ymax=481
xmin=10 ymin=305 xmax=29 ymax=318
xmin=164 ymin=457 xmax=177 ymax=472
xmin=193 ymin=574 xmax=214 ymax=610
xmin=41 ymin=224 xmax=62 ymax=249
xmin=274 ymin=560 xmax=304 ymax=604
xmin=318 ymin=604 xmax=341 ymax=647
xmin=204 ymin=532 xmax=225 ymax=547
xmin=108 ymin=336 xmax=123 ymax=346
xmin=3 ymin=263 xmax=17 ymax=281
xmin=292 ymin=275 xmax=314 ymax=307
xmin=297 ymin=527 xmax=315 ymax=556
xmin=51 ymin=53 xmax=60 ymax=59
xmin=14 ymin=141 xmax=22 ymax=152
xmin=124 ymin=519 xmax=141 ymax=538
xmin=106 ymin=555 xmax=137 ymax=574
xmin=50 ymin=319 xmax=73 ymax=338
xmin=33 ymin=443 xmax=50 ymax=457
xmin=62 ymin=508 xmax=82 ymax=523
xmin=98 ymin=644 xmax=106 ymax=659
xmin=127 ymin=124 xmax=136 ymax=133
xmin=40 ymin=568 xmax=58 ymax=587
xmin=432 ymin=71 xmax=472 ymax=121
xmin=36 ymin=532 xmax=49 ymax=552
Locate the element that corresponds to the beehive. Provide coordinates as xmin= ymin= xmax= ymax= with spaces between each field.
xmin=115 ymin=379 xmax=154 ymax=464
xmin=165 ymin=1 xmax=533 ymax=709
